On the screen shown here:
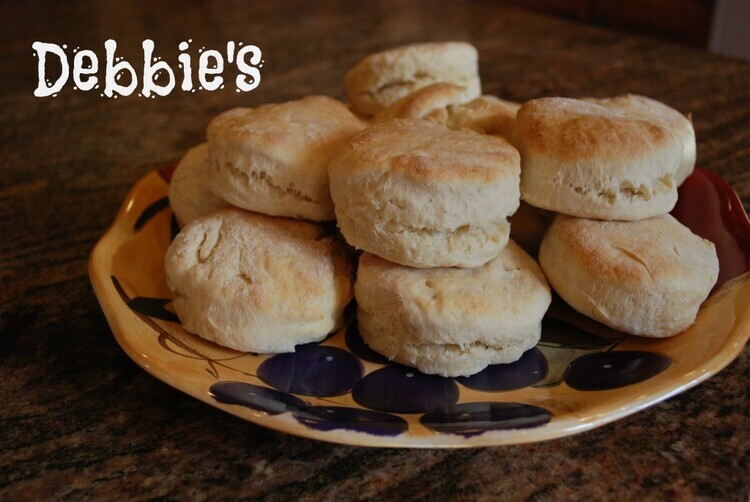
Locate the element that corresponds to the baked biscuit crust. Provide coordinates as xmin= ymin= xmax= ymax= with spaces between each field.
xmin=585 ymin=94 xmax=696 ymax=185
xmin=345 ymin=42 xmax=481 ymax=116
xmin=371 ymin=83 xmax=466 ymax=125
xmin=165 ymin=209 xmax=353 ymax=353
xmin=514 ymin=97 xmax=682 ymax=220
xmin=168 ymin=143 xmax=227 ymax=227
xmin=355 ymin=242 xmax=551 ymax=376
xmin=208 ymin=96 xmax=366 ymax=221
xmin=329 ymin=118 xmax=521 ymax=268
xmin=443 ymin=95 xmax=520 ymax=137
xmin=539 ymin=214 xmax=718 ymax=337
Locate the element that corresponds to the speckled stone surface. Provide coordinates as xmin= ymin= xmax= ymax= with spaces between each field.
xmin=1 ymin=0 xmax=749 ymax=499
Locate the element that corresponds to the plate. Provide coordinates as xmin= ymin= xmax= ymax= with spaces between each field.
xmin=89 ymin=167 xmax=750 ymax=447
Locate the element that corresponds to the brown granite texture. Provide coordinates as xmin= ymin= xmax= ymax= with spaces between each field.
xmin=1 ymin=0 xmax=749 ymax=499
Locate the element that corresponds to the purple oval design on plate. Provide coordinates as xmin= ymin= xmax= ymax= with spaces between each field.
xmin=209 ymin=381 xmax=306 ymax=415
xmin=420 ymin=402 xmax=552 ymax=437
xmin=294 ymin=406 xmax=408 ymax=436
xmin=456 ymin=348 xmax=548 ymax=392
xmin=345 ymin=323 xmax=390 ymax=365
xmin=352 ymin=365 xmax=459 ymax=414
xmin=564 ymin=351 xmax=671 ymax=391
xmin=258 ymin=345 xmax=363 ymax=397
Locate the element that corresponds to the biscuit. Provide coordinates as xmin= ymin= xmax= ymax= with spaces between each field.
xmin=539 ymin=214 xmax=718 ymax=337
xmin=168 ymin=143 xmax=228 ymax=227
xmin=442 ymin=95 xmax=520 ymax=137
xmin=355 ymin=241 xmax=551 ymax=377
xmin=345 ymin=42 xmax=481 ymax=116
xmin=207 ymin=96 xmax=366 ymax=221
xmin=514 ymin=97 xmax=682 ymax=220
xmin=329 ymin=118 xmax=521 ymax=268
xmin=373 ymin=89 xmax=520 ymax=140
xmin=371 ymin=83 xmax=467 ymax=125
xmin=165 ymin=208 xmax=353 ymax=353
xmin=584 ymin=94 xmax=696 ymax=185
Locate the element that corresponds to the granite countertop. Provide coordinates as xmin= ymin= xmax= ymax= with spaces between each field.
xmin=1 ymin=0 xmax=749 ymax=499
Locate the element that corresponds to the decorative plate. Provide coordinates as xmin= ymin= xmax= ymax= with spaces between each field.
xmin=89 ymin=167 xmax=750 ymax=447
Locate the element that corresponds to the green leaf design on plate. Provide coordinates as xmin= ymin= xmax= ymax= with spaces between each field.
xmin=534 ymin=318 xmax=625 ymax=388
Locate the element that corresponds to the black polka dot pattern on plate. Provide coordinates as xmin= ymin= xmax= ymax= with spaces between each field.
xmin=564 ymin=350 xmax=672 ymax=391
xmin=258 ymin=345 xmax=363 ymax=397
xmin=294 ymin=406 xmax=408 ymax=436
xmin=352 ymin=364 xmax=459 ymax=414
xmin=456 ymin=348 xmax=548 ymax=392
xmin=209 ymin=381 xmax=306 ymax=415
xmin=420 ymin=401 xmax=553 ymax=437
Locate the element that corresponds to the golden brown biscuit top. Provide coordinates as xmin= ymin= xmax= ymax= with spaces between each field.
xmin=372 ymin=83 xmax=466 ymax=124
xmin=335 ymin=118 xmax=520 ymax=184
xmin=514 ymin=97 xmax=675 ymax=163
xmin=167 ymin=209 xmax=351 ymax=317
xmin=547 ymin=214 xmax=716 ymax=286
xmin=445 ymin=95 xmax=521 ymax=136
xmin=585 ymin=94 xmax=691 ymax=127
xmin=345 ymin=41 xmax=478 ymax=87
xmin=344 ymin=41 xmax=481 ymax=116
xmin=207 ymin=95 xmax=366 ymax=159
xmin=358 ymin=241 xmax=548 ymax=320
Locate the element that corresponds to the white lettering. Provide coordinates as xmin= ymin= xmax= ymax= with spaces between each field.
xmin=104 ymin=39 xmax=137 ymax=97
xmin=236 ymin=45 xmax=262 ymax=92
xmin=142 ymin=40 xmax=175 ymax=97
xmin=73 ymin=49 xmax=98 ymax=91
xmin=33 ymin=42 xmax=69 ymax=97
xmin=34 ymin=40 xmax=262 ymax=97
xmin=198 ymin=49 xmax=224 ymax=91
xmin=178 ymin=41 xmax=193 ymax=91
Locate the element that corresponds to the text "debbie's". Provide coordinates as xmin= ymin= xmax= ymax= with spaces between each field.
xmin=33 ymin=40 xmax=263 ymax=98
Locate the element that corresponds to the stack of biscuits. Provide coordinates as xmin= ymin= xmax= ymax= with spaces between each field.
xmin=165 ymin=95 xmax=364 ymax=353
xmin=164 ymin=41 xmax=719 ymax=378
xmin=513 ymin=96 xmax=718 ymax=338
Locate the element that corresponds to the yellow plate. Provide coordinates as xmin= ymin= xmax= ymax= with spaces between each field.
xmin=89 ymin=168 xmax=750 ymax=447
